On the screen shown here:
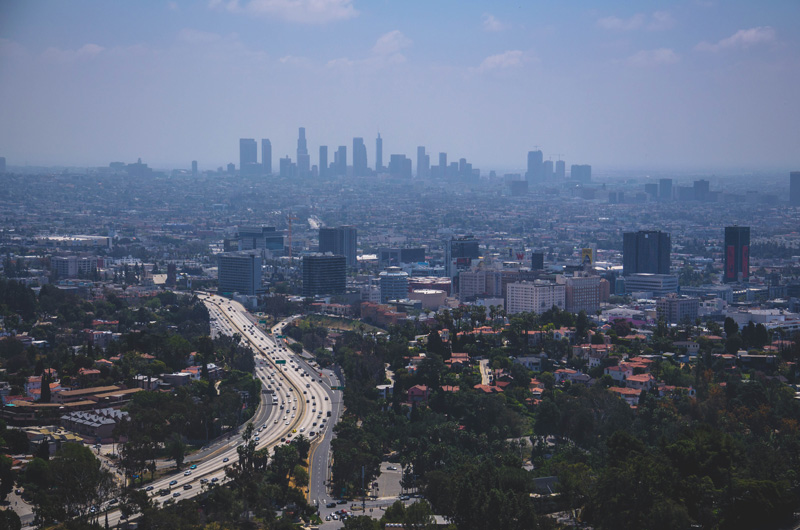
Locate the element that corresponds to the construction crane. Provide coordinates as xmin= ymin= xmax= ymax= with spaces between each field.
xmin=286 ymin=213 xmax=299 ymax=261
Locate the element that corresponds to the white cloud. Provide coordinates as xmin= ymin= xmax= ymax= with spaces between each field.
xmin=213 ymin=0 xmax=358 ymax=24
xmin=177 ymin=28 xmax=223 ymax=44
xmin=696 ymin=26 xmax=776 ymax=52
xmin=482 ymin=13 xmax=505 ymax=32
xmin=327 ymin=30 xmax=411 ymax=69
xmin=627 ymin=48 xmax=679 ymax=67
xmin=167 ymin=1 xmax=179 ymax=11
xmin=597 ymin=11 xmax=673 ymax=31
xmin=472 ymin=50 xmax=528 ymax=73
xmin=648 ymin=11 xmax=674 ymax=31
xmin=597 ymin=13 xmax=645 ymax=31
xmin=41 ymin=43 xmax=105 ymax=62
xmin=372 ymin=30 xmax=412 ymax=56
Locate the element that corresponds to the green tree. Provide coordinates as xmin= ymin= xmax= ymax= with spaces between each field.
xmin=0 ymin=455 xmax=16 ymax=501
xmin=342 ymin=515 xmax=380 ymax=530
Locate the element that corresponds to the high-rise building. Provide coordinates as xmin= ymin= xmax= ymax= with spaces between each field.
xmin=379 ymin=266 xmax=409 ymax=303
xmin=191 ymin=160 xmax=198 ymax=177
xmin=218 ymin=251 xmax=262 ymax=295
xmin=296 ymin=128 xmax=309 ymax=177
xmin=319 ymin=226 xmax=358 ymax=268
xmin=559 ymin=274 xmax=601 ymax=314
xmin=659 ymin=178 xmax=673 ymax=201
xmin=238 ymin=226 xmax=284 ymax=251
xmin=302 ymin=254 xmax=346 ymax=297
xmin=555 ymin=160 xmax=565 ymax=180
xmin=791 ymin=171 xmax=800 ymax=206
xmin=353 ymin=137 xmax=368 ymax=176
xmin=531 ymin=252 xmax=544 ymax=270
xmin=445 ymin=235 xmax=480 ymax=279
xmin=570 ymin=164 xmax=592 ymax=182
xmin=693 ymin=179 xmax=709 ymax=202
xmin=334 ymin=146 xmax=347 ymax=176
xmin=526 ymin=150 xmax=543 ymax=183
xmin=51 ymin=256 xmax=97 ymax=279
xmin=239 ymin=138 xmax=257 ymax=175
xmin=416 ymin=146 xmax=430 ymax=179
xmin=261 ymin=139 xmax=272 ymax=175
xmin=279 ymin=156 xmax=294 ymax=178
xmin=543 ymin=160 xmax=554 ymax=182
xmin=319 ymin=146 xmax=328 ymax=178
xmin=375 ymin=133 xmax=383 ymax=172
xmin=506 ymin=281 xmax=565 ymax=315
xmin=438 ymin=153 xmax=447 ymax=177
xmin=623 ymin=231 xmax=671 ymax=276
xmin=724 ymin=226 xmax=750 ymax=284
xmin=388 ymin=154 xmax=412 ymax=179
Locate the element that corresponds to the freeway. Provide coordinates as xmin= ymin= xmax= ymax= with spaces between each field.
xmin=97 ymin=294 xmax=339 ymax=528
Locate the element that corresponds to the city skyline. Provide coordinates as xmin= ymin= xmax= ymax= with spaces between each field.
xmin=1 ymin=1 xmax=799 ymax=171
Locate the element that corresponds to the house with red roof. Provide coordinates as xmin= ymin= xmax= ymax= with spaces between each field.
xmin=407 ymin=384 xmax=430 ymax=404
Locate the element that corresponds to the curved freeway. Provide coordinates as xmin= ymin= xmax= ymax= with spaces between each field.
xmin=99 ymin=294 xmax=338 ymax=527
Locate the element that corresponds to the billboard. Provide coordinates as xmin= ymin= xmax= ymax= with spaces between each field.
xmin=581 ymin=248 xmax=595 ymax=267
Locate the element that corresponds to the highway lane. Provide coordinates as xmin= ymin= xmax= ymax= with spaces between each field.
xmin=99 ymin=294 xmax=335 ymax=528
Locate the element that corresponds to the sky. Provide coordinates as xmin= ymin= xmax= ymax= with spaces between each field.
xmin=1 ymin=0 xmax=799 ymax=172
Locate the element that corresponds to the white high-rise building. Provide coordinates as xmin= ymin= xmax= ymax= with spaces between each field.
xmin=506 ymin=281 xmax=565 ymax=315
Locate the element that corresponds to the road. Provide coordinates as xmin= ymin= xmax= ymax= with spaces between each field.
xmin=90 ymin=294 xmax=339 ymax=529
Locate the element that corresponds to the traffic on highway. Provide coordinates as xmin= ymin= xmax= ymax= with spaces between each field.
xmin=101 ymin=293 xmax=341 ymax=527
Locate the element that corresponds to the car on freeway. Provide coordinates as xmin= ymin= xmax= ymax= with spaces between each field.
xmin=184 ymin=470 xmax=192 ymax=476
xmin=183 ymin=484 xmax=193 ymax=490
xmin=211 ymin=477 xmax=219 ymax=483
xmin=145 ymin=485 xmax=154 ymax=491
xmin=173 ymin=492 xmax=181 ymax=498
xmin=169 ymin=480 xmax=178 ymax=486
xmin=190 ymin=464 xmax=197 ymax=469
xmin=223 ymin=457 xmax=229 ymax=463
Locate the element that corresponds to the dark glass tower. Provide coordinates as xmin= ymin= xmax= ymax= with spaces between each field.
xmin=724 ymin=226 xmax=750 ymax=283
xmin=623 ymin=231 xmax=671 ymax=276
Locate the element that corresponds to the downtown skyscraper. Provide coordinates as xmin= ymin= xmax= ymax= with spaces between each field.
xmin=724 ymin=226 xmax=750 ymax=284
xmin=375 ymin=133 xmax=383 ymax=172
xmin=353 ymin=137 xmax=368 ymax=176
xmin=239 ymin=138 xmax=257 ymax=176
xmin=261 ymin=138 xmax=272 ymax=175
xmin=297 ymin=127 xmax=310 ymax=177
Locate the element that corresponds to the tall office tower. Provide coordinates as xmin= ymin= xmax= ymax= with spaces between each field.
xmin=353 ymin=137 xmax=368 ymax=176
xmin=555 ymin=159 xmax=565 ymax=180
xmin=261 ymin=139 xmax=272 ymax=175
xmin=319 ymin=226 xmax=358 ymax=268
xmin=531 ymin=252 xmax=544 ymax=270
xmin=445 ymin=235 xmax=480 ymax=279
xmin=526 ymin=150 xmax=543 ymax=183
xmin=379 ymin=266 xmax=409 ymax=303
xmin=543 ymin=160 xmax=554 ymax=182
xmin=218 ymin=251 xmax=262 ymax=296
xmin=724 ymin=226 xmax=750 ymax=284
xmin=296 ymin=128 xmax=310 ymax=177
xmin=622 ymin=230 xmax=671 ymax=276
xmin=0 ymin=157 xmax=5 ymax=173
xmin=227 ymin=162 xmax=236 ymax=174
xmin=659 ymin=178 xmax=673 ymax=201
xmin=791 ymin=172 xmax=800 ymax=206
xmin=302 ymin=254 xmax=346 ymax=297
xmin=439 ymin=152 xmax=447 ymax=177
xmin=388 ymin=154 xmax=412 ymax=179
xmin=375 ymin=133 xmax=383 ymax=172
xmin=319 ymin=146 xmax=328 ymax=177
xmin=559 ymin=274 xmax=601 ymax=314
xmin=279 ymin=156 xmax=293 ymax=178
xmin=416 ymin=146 xmax=430 ymax=179
xmin=191 ymin=160 xmax=198 ymax=177
xmin=458 ymin=158 xmax=467 ymax=176
xmin=570 ymin=164 xmax=592 ymax=182
xmin=335 ymin=146 xmax=347 ymax=175
xmin=239 ymin=138 xmax=257 ymax=175
xmin=693 ymin=179 xmax=709 ymax=202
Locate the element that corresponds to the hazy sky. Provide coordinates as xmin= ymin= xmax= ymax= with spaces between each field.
xmin=1 ymin=0 xmax=799 ymax=172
